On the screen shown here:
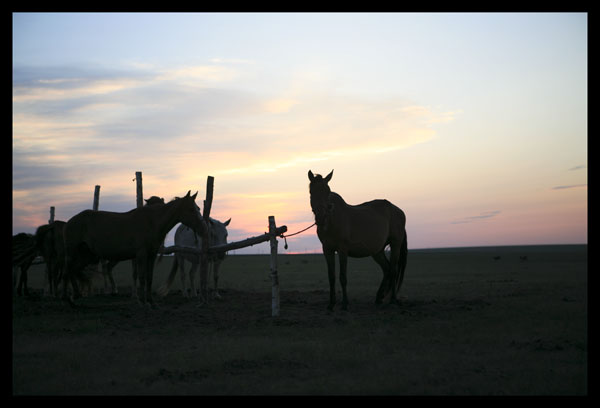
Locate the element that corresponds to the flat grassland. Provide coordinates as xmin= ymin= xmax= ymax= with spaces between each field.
xmin=12 ymin=245 xmax=587 ymax=395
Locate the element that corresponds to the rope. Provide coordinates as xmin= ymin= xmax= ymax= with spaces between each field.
xmin=279 ymin=222 xmax=316 ymax=250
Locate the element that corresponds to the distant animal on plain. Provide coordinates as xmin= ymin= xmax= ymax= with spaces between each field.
xmin=157 ymin=217 xmax=231 ymax=300
xmin=62 ymin=191 xmax=207 ymax=307
xmin=493 ymin=256 xmax=501 ymax=261
xmin=308 ymin=170 xmax=407 ymax=311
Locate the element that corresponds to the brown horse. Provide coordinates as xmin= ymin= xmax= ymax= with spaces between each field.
xmin=308 ymin=170 xmax=407 ymax=310
xmin=100 ymin=196 xmax=166 ymax=296
xmin=63 ymin=191 xmax=207 ymax=306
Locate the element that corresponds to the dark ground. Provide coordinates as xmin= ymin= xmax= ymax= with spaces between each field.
xmin=12 ymin=245 xmax=587 ymax=395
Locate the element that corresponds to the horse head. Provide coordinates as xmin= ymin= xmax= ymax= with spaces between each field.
xmin=178 ymin=190 xmax=207 ymax=237
xmin=210 ymin=217 xmax=231 ymax=260
xmin=308 ymin=170 xmax=334 ymax=227
xmin=144 ymin=196 xmax=165 ymax=206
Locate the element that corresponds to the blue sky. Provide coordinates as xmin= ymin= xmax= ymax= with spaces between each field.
xmin=13 ymin=13 xmax=587 ymax=253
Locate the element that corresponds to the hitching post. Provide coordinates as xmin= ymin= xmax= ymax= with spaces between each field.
xmin=49 ymin=206 xmax=55 ymax=223
xmin=135 ymin=172 xmax=143 ymax=208
xmin=133 ymin=172 xmax=143 ymax=299
xmin=269 ymin=215 xmax=280 ymax=317
xmin=93 ymin=185 xmax=100 ymax=211
xmin=200 ymin=176 xmax=214 ymax=304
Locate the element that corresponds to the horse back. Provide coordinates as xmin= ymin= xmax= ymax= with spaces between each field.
xmin=65 ymin=209 xmax=150 ymax=260
xmin=349 ymin=199 xmax=405 ymax=229
xmin=321 ymin=196 xmax=405 ymax=256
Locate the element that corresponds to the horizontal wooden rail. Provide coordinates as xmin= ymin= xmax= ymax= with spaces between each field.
xmin=159 ymin=225 xmax=287 ymax=256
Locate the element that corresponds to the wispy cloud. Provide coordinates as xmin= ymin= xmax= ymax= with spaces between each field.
xmin=552 ymin=184 xmax=587 ymax=190
xmin=568 ymin=165 xmax=586 ymax=171
xmin=12 ymin=61 xmax=459 ymax=240
xmin=451 ymin=210 xmax=501 ymax=224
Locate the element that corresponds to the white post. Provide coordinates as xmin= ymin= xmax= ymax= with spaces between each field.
xmin=268 ymin=216 xmax=280 ymax=317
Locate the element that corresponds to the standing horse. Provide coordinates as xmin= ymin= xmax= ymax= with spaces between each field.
xmin=62 ymin=191 xmax=206 ymax=306
xmin=100 ymin=196 xmax=166 ymax=296
xmin=35 ymin=220 xmax=66 ymax=297
xmin=157 ymin=217 xmax=230 ymax=300
xmin=12 ymin=233 xmax=36 ymax=296
xmin=308 ymin=170 xmax=407 ymax=310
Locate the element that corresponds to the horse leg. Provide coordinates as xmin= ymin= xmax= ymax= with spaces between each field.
xmin=146 ymin=254 xmax=156 ymax=307
xmin=12 ymin=266 xmax=17 ymax=294
xmin=198 ymin=256 xmax=209 ymax=304
xmin=137 ymin=256 xmax=147 ymax=305
xmin=388 ymin=241 xmax=401 ymax=305
xmin=62 ymin=256 xmax=71 ymax=302
xmin=178 ymin=256 xmax=188 ymax=297
xmin=43 ymin=264 xmax=50 ymax=296
xmin=103 ymin=261 xmax=118 ymax=295
xmin=397 ymin=233 xmax=408 ymax=294
xmin=339 ymin=252 xmax=349 ymax=310
xmin=213 ymin=260 xmax=222 ymax=299
xmin=131 ymin=259 xmax=138 ymax=299
xmin=324 ymin=249 xmax=336 ymax=310
xmin=372 ymin=250 xmax=390 ymax=304
xmin=189 ymin=260 xmax=199 ymax=298
xmin=17 ymin=265 xmax=28 ymax=296
xmin=47 ymin=260 xmax=57 ymax=297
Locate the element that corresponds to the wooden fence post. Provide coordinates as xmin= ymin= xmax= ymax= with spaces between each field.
xmin=49 ymin=206 xmax=55 ymax=224
xmin=93 ymin=185 xmax=101 ymax=211
xmin=200 ymin=176 xmax=214 ymax=304
xmin=269 ymin=215 xmax=280 ymax=317
xmin=135 ymin=172 xmax=143 ymax=208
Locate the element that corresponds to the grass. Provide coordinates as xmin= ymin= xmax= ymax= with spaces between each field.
xmin=13 ymin=245 xmax=587 ymax=395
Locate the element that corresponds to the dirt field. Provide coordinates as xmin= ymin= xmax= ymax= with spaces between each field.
xmin=12 ymin=245 xmax=587 ymax=395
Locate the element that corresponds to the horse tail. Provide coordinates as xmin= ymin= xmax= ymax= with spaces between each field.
xmin=12 ymin=233 xmax=37 ymax=267
xmin=157 ymin=255 xmax=178 ymax=297
xmin=396 ymin=230 xmax=408 ymax=294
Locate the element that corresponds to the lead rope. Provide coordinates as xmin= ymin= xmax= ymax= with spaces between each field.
xmin=279 ymin=222 xmax=317 ymax=250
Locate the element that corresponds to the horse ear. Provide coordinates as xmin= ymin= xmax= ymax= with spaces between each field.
xmin=191 ymin=191 xmax=198 ymax=200
xmin=308 ymin=170 xmax=315 ymax=182
xmin=185 ymin=190 xmax=191 ymax=197
xmin=224 ymin=218 xmax=231 ymax=226
xmin=324 ymin=170 xmax=334 ymax=183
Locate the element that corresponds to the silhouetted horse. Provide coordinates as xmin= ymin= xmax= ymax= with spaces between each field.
xmin=100 ymin=196 xmax=166 ymax=296
xmin=35 ymin=220 xmax=66 ymax=296
xmin=13 ymin=222 xmax=77 ymax=297
xmin=12 ymin=233 xmax=36 ymax=296
xmin=157 ymin=217 xmax=230 ymax=300
xmin=308 ymin=170 xmax=407 ymax=310
xmin=63 ymin=191 xmax=207 ymax=306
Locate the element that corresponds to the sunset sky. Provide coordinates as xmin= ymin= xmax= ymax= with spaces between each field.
xmin=13 ymin=13 xmax=587 ymax=253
